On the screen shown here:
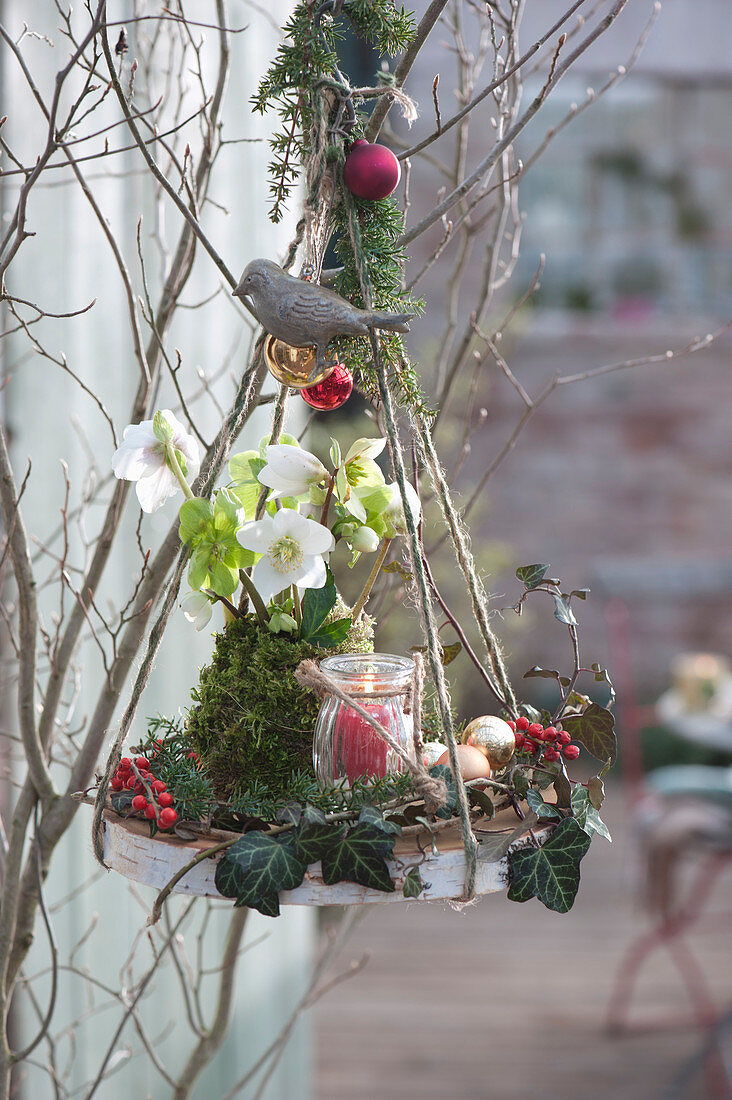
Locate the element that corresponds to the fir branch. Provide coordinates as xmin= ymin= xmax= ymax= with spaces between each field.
xmin=332 ymin=185 xmax=429 ymax=414
xmin=253 ymin=0 xmax=414 ymax=221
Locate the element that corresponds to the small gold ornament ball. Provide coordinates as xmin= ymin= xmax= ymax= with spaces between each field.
xmin=461 ymin=715 xmax=516 ymax=769
xmin=264 ymin=335 xmax=335 ymax=389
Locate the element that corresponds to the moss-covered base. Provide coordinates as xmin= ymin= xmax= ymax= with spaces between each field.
xmin=186 ymin=612 xmax=374 ymax=800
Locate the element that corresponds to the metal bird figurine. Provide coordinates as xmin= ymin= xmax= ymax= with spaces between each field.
xmin=233 ymin=259 xmax=413 ymax=382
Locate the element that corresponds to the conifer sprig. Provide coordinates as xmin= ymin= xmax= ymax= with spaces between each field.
xmin=253 ymin=1 xmax=414 ymax=222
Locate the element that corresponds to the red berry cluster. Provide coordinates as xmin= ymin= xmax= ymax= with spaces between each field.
xmin=507 ymin=717 xmax=581 ymax=763
xmin=110 ymin=754 xmax=178 ymax=830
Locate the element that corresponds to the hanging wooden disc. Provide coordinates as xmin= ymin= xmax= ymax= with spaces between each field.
xmin=101 ymin=809 xmax=548 ymax=907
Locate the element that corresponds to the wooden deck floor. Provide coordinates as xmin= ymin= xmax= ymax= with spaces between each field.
xmin=315 ymin=791 xmax=732 ymax=1100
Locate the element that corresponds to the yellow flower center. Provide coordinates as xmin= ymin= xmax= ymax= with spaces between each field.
xmin=267 ymin=535 xmax=303 ymax=574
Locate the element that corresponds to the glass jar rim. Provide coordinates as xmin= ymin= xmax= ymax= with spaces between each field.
xmin=319 ymin=652 xmax=414 ymax=681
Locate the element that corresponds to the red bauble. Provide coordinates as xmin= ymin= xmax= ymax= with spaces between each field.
xmin=300 ymin=363 xmax=353 ymax=410
xmin=343 ymin=139 xmax=401 ymax=201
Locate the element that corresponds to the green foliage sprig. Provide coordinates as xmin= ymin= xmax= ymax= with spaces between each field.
xmin=253 ymin=0 xmax=414 ymax=221
xmin=224 ymin=768 xmax=413 ymax=821
xmin=137 ymin=715 xmax=217 ymax=823
xmin=332 ymin=188 xmax=427 ymax=411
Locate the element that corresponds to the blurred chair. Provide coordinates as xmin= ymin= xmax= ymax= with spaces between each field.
xmin=602 ymin=599 xmax=732 ymax=1096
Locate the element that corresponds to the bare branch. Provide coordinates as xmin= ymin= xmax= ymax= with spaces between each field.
xmin=401 ymin=0 xmax=629 ymax=247
xmin=0 ymin=432 xmax=53 ymax=804
xmin=398 ymin=0 xmax=588 ymax=160
xmin=98 ymin=5 xmax=238 ymax=292
xmin=365 ymin=0 xmax=451 ymax=141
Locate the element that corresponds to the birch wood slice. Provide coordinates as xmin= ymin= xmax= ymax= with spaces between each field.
xmin=102 ymin=810 xmax=539 ymax=906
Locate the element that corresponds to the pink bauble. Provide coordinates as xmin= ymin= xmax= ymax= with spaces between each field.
xmin=300 ymin=363 xmax=353 ymax=410
xmin=343 ymin=139 xmax=401 ymax=201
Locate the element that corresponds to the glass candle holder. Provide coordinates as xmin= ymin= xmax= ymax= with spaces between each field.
xmin=313 ymin=653 xmax=415 ymax=786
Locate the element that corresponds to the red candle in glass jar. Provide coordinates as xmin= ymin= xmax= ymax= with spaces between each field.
xmin=332 ymin=701 xmax=392 ymax=782
xmin=312 ymin=654 xmax=416 ymax=787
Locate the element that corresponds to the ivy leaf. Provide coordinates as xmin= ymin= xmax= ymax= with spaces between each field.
xmin=300 ymin=580 xmax=338 ymax=639
xmin=441 ymin=642 xmax=462 ymax=666
xmin=552 ymin=594 xmax=577 ymax=626
xmin=275 ymin=801 xmax=302 ymax=826
xmin=358 ymin=806 xmax=402 ymax=835
xmin=571 ymin=786 xmax=612 ymax=842
xmin=467 ymin=786 xmax=495 ymax=818
xmin=561 ymin=703 xmax=617 ymax=763
xmin=306 ymin=618 xmax=352 ymax=649
xmin=320 ymin=823 xmax=396 ymax=893
xmin=526 ymin=788 xmax=562 ymax=821
xmin=516 ymin=564 xmax=550 ymax=589
xmin=507 ymin=818 xmax=592 ymax=912
xmin=535 ymin=760 xmax=562 ymax=791
xmin=591 ymin=663 xmax=616 ymax=703
xmin=587 ymin=775 xmax=605 ymax=810
xmin=571 ymin=588 xmax=590 ymax=600
xmin=512 ymin=771 xmax=529 ymax=799
xmin=563 ymin=691 xmax=591 ymax=714
xmin=214 ymin=832 xmax=307 ymax=917
xmin=295 ymin=805 xmax=343 ymax=865
xmin=411 ymin=642 xmax=462 ymax=666
xmin=110 ymin=791 xmax=134 ymax=814
xmin=403 ymin=866 xmax=427 ymax=898
xmin=553 ymin=769 xmax=572 ymax=809
xmin=523 ymin=666 xmax=571 ymax=687
xmin=477 ymin=816 xmax=537 ymax=863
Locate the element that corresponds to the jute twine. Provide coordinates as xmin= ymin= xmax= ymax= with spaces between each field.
xmin=295 ymin=658 xmax=447 ymax=816
xmin=338 ymin=183 xmax=479 ymax=900
xmin=90 ymin=341 xmax=279 ymax=867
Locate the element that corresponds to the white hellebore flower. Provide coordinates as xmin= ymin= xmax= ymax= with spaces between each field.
xmin=258 ymin=444 xmax=327 ymax=499
xmin=181 ymin=590 xmax=213 ymax=631
xmin=344 ymin=437 xmax=387 ymax=464
xmin=384 ymin=480 xmax=421 ymax=536
xmin=236 ymin=508 xmax=335 ymax=605
xmin=111 ymin=410 xmax=200 ymax=513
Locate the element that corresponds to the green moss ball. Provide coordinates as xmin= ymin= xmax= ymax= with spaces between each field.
xmin=185 ymin=610 xmax=374 ymax=800
xmin=186 ymin=618 xmax=322 ymax=799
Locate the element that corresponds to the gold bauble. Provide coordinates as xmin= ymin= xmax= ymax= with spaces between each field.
xmin=461 ymin=715 xmax=516 ymax=769
xmin=264 ymin=335 xmax=335 ymax=389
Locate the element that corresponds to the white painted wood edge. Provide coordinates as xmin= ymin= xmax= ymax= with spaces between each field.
xmin=102 ymin=814 xmax=539 ymax=907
